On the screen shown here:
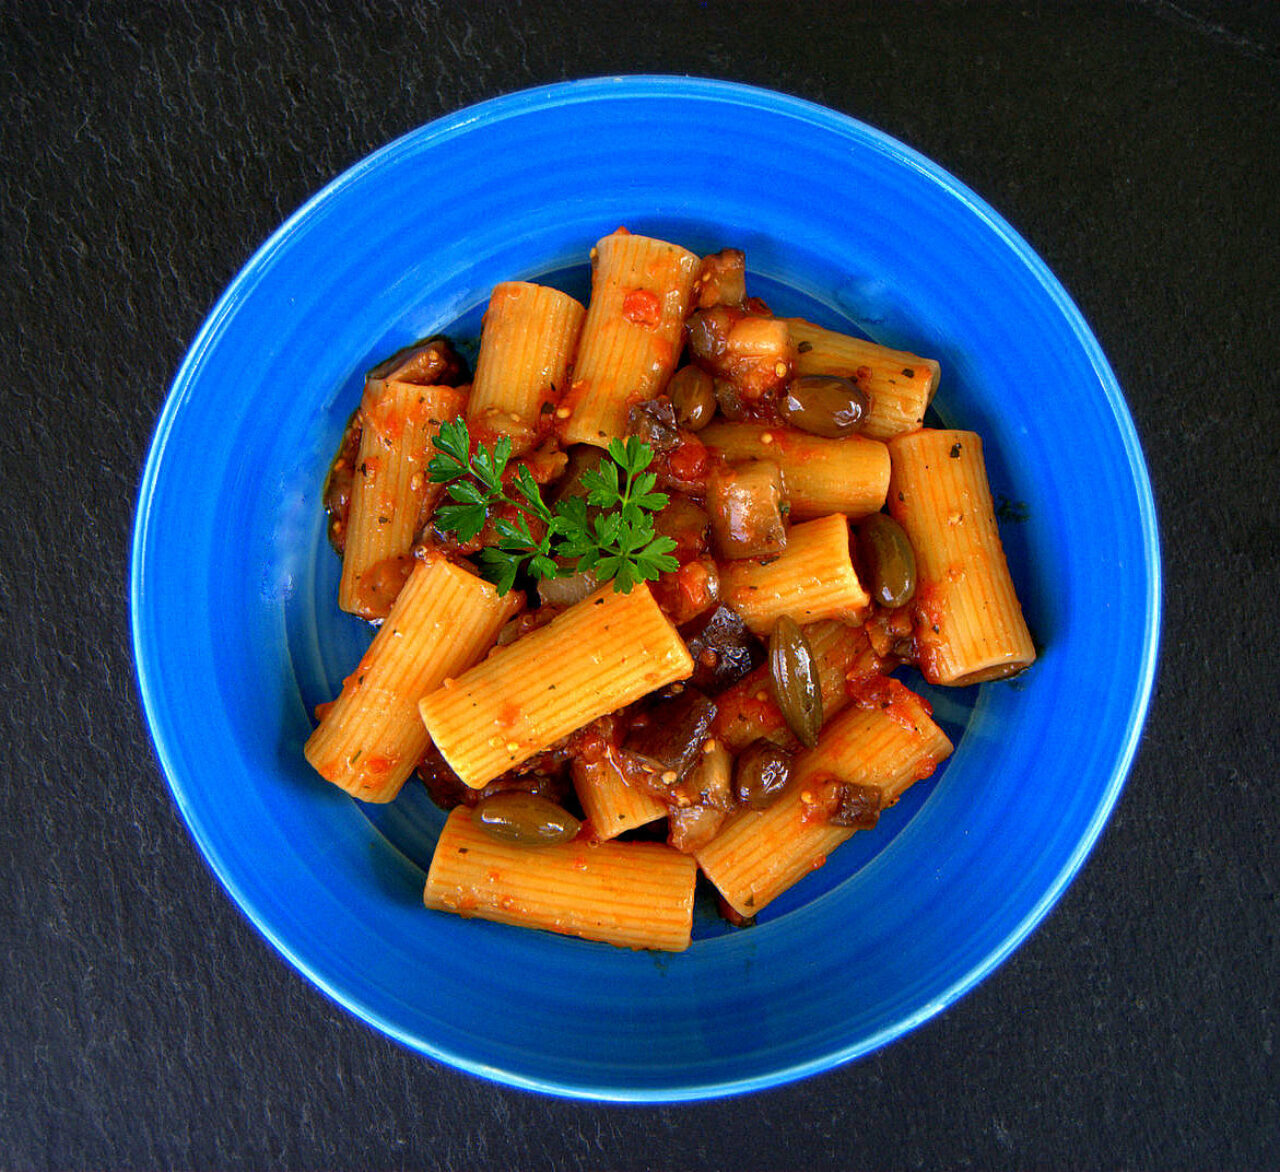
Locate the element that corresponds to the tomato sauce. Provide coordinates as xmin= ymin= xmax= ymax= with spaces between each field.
xmin=622 ymin=288 xmax=662 ymax=326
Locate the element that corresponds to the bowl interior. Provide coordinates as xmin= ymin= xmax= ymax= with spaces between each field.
xmin=132 ymin=77 xmax=1159 ymax=1100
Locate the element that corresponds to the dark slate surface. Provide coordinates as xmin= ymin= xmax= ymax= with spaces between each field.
xmin=3 ymin=2 xmax=1277 ymax=1168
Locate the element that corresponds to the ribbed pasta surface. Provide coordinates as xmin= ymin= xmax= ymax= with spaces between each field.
xmin=696 ymin=688 xmax=953 ymax=917
xmin=786 ymin=318 xmax=940 ymax=441
xmin=887 ymin=429 xmax=1036 ymax=685
xmin=695 ymin=796 xmax=853 ymax=920
xmin=339 ymin=381 xmax=468 ymax=619
xmin=701 ymin=423 xmax=890 ymax=520
xmin=305 ymin=556 xmax=519 ymax=802
xmin=571 ymin=751 xmax=667 ymax=842
xmin=419 ymin=582 xmax=694 ymax=788
xmin=424 ymin=807 xmax=697 ymax=951
xmin=794 ymin=688 xmax=954 ymax=805
xmin=720 ymin=514 xmax=870 ymax=635
xmin=467 ymin=282 xmax=585 ymax=445
xmin=806 ymin=620 xmax=874 ymax=724
xmin=714 ymin=621 xmax=870 ymax=752
xmin=559 ymin=231 xmax=700 ymax=447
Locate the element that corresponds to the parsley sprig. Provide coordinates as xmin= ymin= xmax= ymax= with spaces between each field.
xmin=427 ymin=420 xmax=679 ymax=596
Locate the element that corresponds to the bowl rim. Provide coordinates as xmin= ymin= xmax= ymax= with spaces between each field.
xmin=131 ymin=75 xmax=1162 ymax=1101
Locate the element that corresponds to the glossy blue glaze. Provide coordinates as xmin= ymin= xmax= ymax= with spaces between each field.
xmin=131 ymin=78 xmax=1160 ymax=1101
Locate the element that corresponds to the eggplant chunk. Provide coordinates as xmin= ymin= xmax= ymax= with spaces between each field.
xmin=692 ymin=248 xmax=747 ymax=310
xmin=627 ymin=397 xmax=681 ymax=453
xmin=366 ymin=334 xmax=469 ymax=385
xmin=623 ymin=689 xmax=717 ymax=782
xmin=682 ymin=604 xmax=763 ymax=691
xmin=668 ymin=804 xmax=728 ymax=854
xmin=707 ymin=459 xmax=789 ymax=559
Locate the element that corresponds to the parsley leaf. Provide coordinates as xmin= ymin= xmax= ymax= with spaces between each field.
xmin=427 ymin=420 xmax=681 ymax=595
xmin=477 ymin=546 xmax=520 ymax=597
xmin=427 ymin=419 xmax=473 ymax=482
xmin=433 ymin=501 xmax=489 ymax=544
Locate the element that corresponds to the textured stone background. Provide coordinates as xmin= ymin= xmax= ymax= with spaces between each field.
xmin=2 ymin=2 xmax=1277 ymax=1167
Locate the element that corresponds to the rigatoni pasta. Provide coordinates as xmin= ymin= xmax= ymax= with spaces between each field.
xmin=700 ymin=422 xmax=890 ymax=520
xmin=425 ymin=806 xmax=697 ymax=951
xmin=558 ymin=230 xmax=700 ymax=447
xmin=887 ymin=429 xmax=1036 ymax=685
xmin=419 ymin=582 xmax=694 ymax=789
xmin=572 ymin=750 xmax=668 ymax=842
xmin=467 ymin=281 xmax=585 ymax=450
xmin=307 ymin=229 xmax=1037 ymax=951
xmin=696 ymin=683 xmax=953 ymax=918
xmin=719 ymin=514 xmax=870 ymax=635
xmin=339 ymin=381 xmax=468 ymax=619
xmin=305 ymin=555 xmax=519 ymax=802
xmin=787 ymin=317 xmax=939 ymax=441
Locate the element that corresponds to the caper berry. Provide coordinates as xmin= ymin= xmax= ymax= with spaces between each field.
xmin=474 ymin=792 xmax=581 ymax=846
xmin=667 ymin=366 xmax=717 ymax=430
xmin=733 ymin=741 xmax=794 ymax=810
xmin=779 ymin=375 xmax=870 ymax=438
xmin=768 ymin=615 xmax=823 ymax=748
xmin=712 ymin=376 xmax=747 ymax=421
xmin=858 ymin=513 xmax=917 ymax=608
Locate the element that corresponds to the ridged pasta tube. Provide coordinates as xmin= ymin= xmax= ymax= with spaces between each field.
xmin=305 ymin=556 xmax=519 ymax=802
xmin=425 ymin=807 xmax=697 ymax=951
xmin=339 ymin=381 xmax=468 ymax=619
xmin=467 ymin=281 xmax=585 ymax=451
xmin=558 ymin=230 xmax=700 ymax=447
xmin=719 ymin=514 xmax=870 ymax=636
xmin=696 ymin=684 xmax=952 ymax=918
xmin=701 ymin=422 xmax=890 ymax=520
xmin=571 ymin=748 xmax=667 ymax=843
xmin=419 ymin=582 xmax=694 ymax=789
xmin=887 ymin=429 xmax=1036 ymax=685
xmin=786 ymin=318 xmax=939 ymax=441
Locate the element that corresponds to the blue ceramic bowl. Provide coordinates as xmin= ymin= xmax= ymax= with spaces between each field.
xmin=132 ymin=78 xmax=1160 ymax=1100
